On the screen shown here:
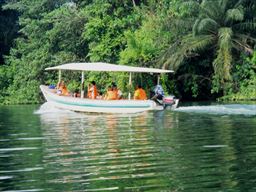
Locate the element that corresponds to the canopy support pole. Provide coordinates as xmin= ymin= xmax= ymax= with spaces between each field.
xmin=128 ymin=72 xmax=132 ymax=100
xmin=81 ymin=71 xmax=84 ymax=98
xmin=157 ymin=74 xmax=160 ymax=85
xmin=58 ymin=70 xmax=62 ymax=83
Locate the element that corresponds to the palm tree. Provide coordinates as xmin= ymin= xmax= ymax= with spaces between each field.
xmin=161 ymin=0 xmax=256 ymax=93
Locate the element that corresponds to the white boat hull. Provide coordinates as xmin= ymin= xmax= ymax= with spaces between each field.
xmin=40 ymin=85 xmax=160 ymax=113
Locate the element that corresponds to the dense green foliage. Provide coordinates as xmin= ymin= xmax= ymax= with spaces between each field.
xmin=0 ymin=0 xmax=18 ymax=103
xmin=221 ymin=52 xmax=256 ymax=100
xmin=0 ymin=0 xmax=255 ymax=104
xmin=0 ymin=0 xmax=18 ymax=64
xmin=160 ymin=0 xmax=256 ymax=97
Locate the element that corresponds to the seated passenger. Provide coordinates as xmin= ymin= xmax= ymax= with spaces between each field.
xmin=134 ymin=85 xmax=147 ymax=100
xmin=96 ymin=91 xmax=103 ymax=100
xmin=104 ymin=86 xmax=117 ymax=100
xmin=151 ymin=84 xmax=164 ymax=100
xmin=88 ymin=81 xmax=98 ymax=99
xmin=112 ymin=82 xmax=122 ymax=100
xmin=57 ymin=81 xmax=69 ymax=96
xmin=73 ymin=89 xmax=80 ymax=97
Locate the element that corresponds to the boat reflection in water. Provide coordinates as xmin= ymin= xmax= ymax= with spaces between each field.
xmin=34 ymin=102 xmax=256 ymax=191
xmin=1 ymin=102 xmax=256 ymax=191
xmin=37 ymin=102 xmax=179 ymax=190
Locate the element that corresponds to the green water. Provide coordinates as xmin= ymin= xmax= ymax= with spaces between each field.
xmin=1 ymin=103 xmax=256 ymax=191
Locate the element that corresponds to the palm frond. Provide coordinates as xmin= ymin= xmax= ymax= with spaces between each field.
xmin=182 ymin=0 xmax=217 ymax=21
xmin=234 ymin=0 xmax=244 ymax=7
xmin=213 ymin=47 xmax=232 ymax=83
xmin=232 ymin=39 xmax=253 ymax=53
xmin=181 ymin=1 xmax=200 ymax=16
xmin=218 ymin=27 xmax=233 ymax=45
xmin=168 ymin=18 xmax=195 ymax=33
xmin=232 ymin=33 xmax=256 ymax=53
xmin=201 ymin=0 xmax=223 ymax=20
xmin=225 ymin=7 xmax=244 ymax=23
xmin=213 ymin=27 xmax=233 ymax=83
xmin=192 ymin=19 xmax=201 ymax=36
xmin=233 ymin=19 xmax=256 ymax=31
xmin=183 ymin=34 xmax=215 ymax=54
xmin=234 ymin=33 xmax=256 ymax=42
xmin=160 ymin=34 xmax=214 ymax=70
xmin=219 ymin=0 xmax=229 ymax=13
xmin=194 ymin=18 xmax=219 ymax=35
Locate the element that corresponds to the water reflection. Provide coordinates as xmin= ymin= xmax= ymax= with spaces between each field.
xmin=38 ymin=107 xmax=251 ymax=191
xmin=39 ymin=110 xmax=174 ymax=191
xmin=0 ymin=105 xmax=44 ymax=192
xmin=1 ymin=104 xmax=256 ymax=191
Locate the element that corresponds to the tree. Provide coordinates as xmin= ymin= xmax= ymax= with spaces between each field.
xmin=0 ymin=0 xmax=18 ymax=65
xmin=1 ymin=0 xmax=87 ymax=104
xmin=161 ymin=0 xmax=256 ymax=94
xmin=0 ymin=0 xmax=142 ymax=104
xmin=81 ymin=0 xmax=141 ymax=63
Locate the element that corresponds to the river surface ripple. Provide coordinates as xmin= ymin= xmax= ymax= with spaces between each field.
xmin=0 ymin=103 xmax=256 ymax=191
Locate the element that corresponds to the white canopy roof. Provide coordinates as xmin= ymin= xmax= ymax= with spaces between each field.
xmin=45 ymin=62 xmax=174 ymax=73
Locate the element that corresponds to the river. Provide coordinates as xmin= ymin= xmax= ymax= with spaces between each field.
xmin=0 ymin=102 xmax=256 ymax=191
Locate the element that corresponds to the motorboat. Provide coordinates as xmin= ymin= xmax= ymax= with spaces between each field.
xmin=40 ymin=62 xmax=179 ymax=113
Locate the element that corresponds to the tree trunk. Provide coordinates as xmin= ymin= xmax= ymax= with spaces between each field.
xmin=132 ymin=0 xmax=136 ymax=7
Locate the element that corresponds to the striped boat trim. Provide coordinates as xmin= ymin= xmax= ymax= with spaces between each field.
xmin=48 ymin=95 xmax=151 ymax=109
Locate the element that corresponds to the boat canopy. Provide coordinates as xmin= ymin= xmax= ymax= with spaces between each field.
xmin=45 ymin=62 xmax=174 ymax=73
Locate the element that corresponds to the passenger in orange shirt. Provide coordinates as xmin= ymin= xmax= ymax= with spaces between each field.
xmin=134 ymin=85 xmax=147 ymax=100
xmin=104 ymin=86 xmax=117 ymax=100
xmin=112 ymin=82 xmax=122 ymax=100
xmin=88 ymin=81 xmax=98 ymax=99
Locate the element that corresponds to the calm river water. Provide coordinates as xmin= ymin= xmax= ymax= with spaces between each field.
xmin=1 ymin=102 xmax=256 ymax=191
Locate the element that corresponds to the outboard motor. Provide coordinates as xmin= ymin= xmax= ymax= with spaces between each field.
xmin=162 ymin=95 xmax=179 ymax=109
xmin=151 ymin=90 xmax=179 ymax=110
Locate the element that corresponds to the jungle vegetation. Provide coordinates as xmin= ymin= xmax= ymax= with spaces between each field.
xmin=0 ymin=0 xmax=255 ymax=104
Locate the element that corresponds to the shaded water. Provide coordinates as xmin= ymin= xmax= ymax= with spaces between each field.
xmin=1 ymin=103 xmax=256 ymax=191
